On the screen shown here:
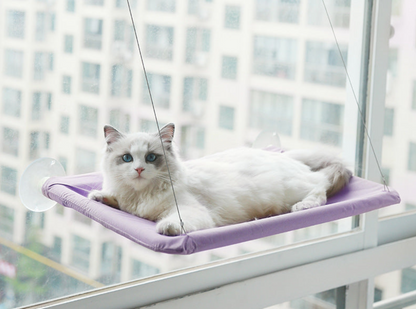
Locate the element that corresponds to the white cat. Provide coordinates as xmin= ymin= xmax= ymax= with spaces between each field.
xmin=88 ymin=123 xmax=352 ymax=236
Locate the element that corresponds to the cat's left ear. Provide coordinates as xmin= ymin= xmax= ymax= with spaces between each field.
xmin=104 ymin=125 xmax=124 ymax=146
xmin=159 ymin=123 xmax=175 ymax=143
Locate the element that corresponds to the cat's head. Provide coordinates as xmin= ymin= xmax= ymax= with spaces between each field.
xmin=101 ymin=123 xmax=179 ymax=191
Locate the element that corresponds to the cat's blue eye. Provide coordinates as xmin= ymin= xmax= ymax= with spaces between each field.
xmin=122 ymin=154 xmax=133 ymax=163
xmin=146 ymin=153 xmax=157 ymax=162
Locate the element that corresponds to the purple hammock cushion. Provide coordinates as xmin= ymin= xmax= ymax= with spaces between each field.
xmin=42 ymin=173 xmax=400 ymax=255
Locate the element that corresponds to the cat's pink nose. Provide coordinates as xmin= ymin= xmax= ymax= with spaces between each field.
xmin=135 ymin=167 xmax=145 ymax=176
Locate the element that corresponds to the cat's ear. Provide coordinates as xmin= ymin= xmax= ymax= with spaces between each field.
xmin=159 ymin=123 xmax=175 ymax=143
xmin=104 ymin=125 xmax=124 ymax=146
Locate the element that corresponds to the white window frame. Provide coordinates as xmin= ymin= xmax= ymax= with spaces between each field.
xmin=24 ymin=1 xmax=416 ymax=309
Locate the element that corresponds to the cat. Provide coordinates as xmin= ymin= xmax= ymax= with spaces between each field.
xmin=88 ymin=123 xmax=352 ymax=236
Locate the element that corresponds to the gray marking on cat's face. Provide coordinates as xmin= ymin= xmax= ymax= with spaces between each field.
xmin=145 ymin=152 xmax=164 ymax=169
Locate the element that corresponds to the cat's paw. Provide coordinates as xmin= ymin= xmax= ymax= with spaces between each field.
xmin=88 ymin=190 xmax=119 ymax=208
xmin=291 ymin=201 xmax=320 ymax=212
xmin=156 ymin=219 xmax=184 ymax=236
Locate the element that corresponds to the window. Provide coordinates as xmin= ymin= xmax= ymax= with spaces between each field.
xmin=300 ymin=99 xmax=344 ymax=147
xmin=81 ymin=62 xmax=101 ymax=94
xmin=185 ymin=28 xmax=211 ymax=64
xmin=101 ymin=242 xmax=122 ymax=281
xmin=116 ymin=0 xmax=137 ymax=8
xmin=140 ymin=119 xmax=159 ymax=133
xmin=4 ymin=49 xmax=24 ymax=78
xmin=62 ymin=75 xmax=72 ymax=94
xmin=304 ymin=41 xmax=348 ymax=87
xmin=75 ymin=148 xmax=96 ymax=174
xmin=67 ymin=0 xmax=75 ymax=12
xmin=64 ymin=35 xmax=74 ymax=53
xmin=253 ymin=36 xmax=297 ymax=79
xmin=29 ymin=131 xmax=40 ymax=159
xmin=307 ymin=0 xmax=350 ymax=28
xmin=2 ymin=127 xmax=19 ymax=156
xmin=384 ymin=108 xmax=394 ymax=136
xmin=255 ymin=0 xmax=300 ymax=24
xmin=131 ymin=259 xmax=159 ymax=279
xmin=221 ymin=56 xmax=238 ymax=79
xmin=219 ymin=106 xmax=235 ymax=130
xmin=249 ymin=90 xmax=294 ymax=136
xmin=0 ymin=204 xmax=14 ymax=240
xmin=60 ymin=116 xmax=70 ymax=134
xmin=111 ymin=65 xmax=132 ymax=97
xmin=145 ymin=25 xmax=174 ymax=60
xmin=147 ymin=0 xmax=176 ymax=12
xmin=401 ymin=267 xmax=416 ymax=294
xmin=84 ymin=18 xmax=103 ymax=49
xmin=408 ymin=142 xmax=416 ymax=172
xmin=78 ymin=105 xmax=98 ymax=138
xmin=109 ymin=109 xmax=130 ymax=133
xmin=224 ymin=6 xmax=240 ymax=29
xmin=0 ymin=166 xmax=17 ymax=195
xmin=51 ymin=236 xmax=62 ymax=262
xmin=183 ymin=77 xmax=208 ymax=114
xmin=34 ymin=52 xmax=51 ymax=80
xmin=143 ymin=73 xmax=171 ymax=109
xmin=6 ymin=10 xmax=25 ymax=39
xmin=2 ymin=88 xmax=21 ymax=117
xmin=59 ymin=156 xmax=68 ymax=173
xmin=35 ymin=12 xmax=48 ymax=41
xmin=180 ymin=125 xmax=205 ymax=155
xmin=85 ymin=0 xmax=104 ymax=6
xmin=71 ymin=235 xmax=91 ymax=272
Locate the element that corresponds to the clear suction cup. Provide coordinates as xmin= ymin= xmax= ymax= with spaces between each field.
xmin=19 ymin=158 xmax=65 ymax=212
xmin=252 ymin=131 xmax=282 ymax=149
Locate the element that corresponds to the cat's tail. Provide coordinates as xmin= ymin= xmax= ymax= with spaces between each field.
xmin=285 ymin=149 xmax=352 ymax=196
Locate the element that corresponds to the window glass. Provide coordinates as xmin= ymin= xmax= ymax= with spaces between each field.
xmin=379 ymin=0 xmax=416 ymax=217
xmin=0 ymin=0 xmax=366 ymax=306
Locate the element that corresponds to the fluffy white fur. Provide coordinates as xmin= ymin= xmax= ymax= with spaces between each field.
xmin=88 ymin=123 xmax=352 ymax=236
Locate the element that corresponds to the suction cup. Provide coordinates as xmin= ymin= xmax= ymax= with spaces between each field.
xmin=19 ymin=158 xmax=65 ymax=212
xmin=252 ymin=131 xmax=282 ymax=149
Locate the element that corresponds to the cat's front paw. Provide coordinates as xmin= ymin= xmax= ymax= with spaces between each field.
xmin=88 ymin=190 xmax=119 ymax=208
xmin=156 ymin=219 xmax=184 ymax=236
xmin=291 ymin=201 xmax=320 ymax=212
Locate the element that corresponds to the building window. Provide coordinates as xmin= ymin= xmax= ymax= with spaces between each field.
xmin=401 ymin=267 xmax=416 ymax=294
xmin=6 ymin=10 xmax=25 ymax=39
xmin=253 ymin=36 xmax=297 ymax=79
xmin=2 ymin=127 xmax=19 ymax=157
xmin=221 ymin=56 xmax=238 ymax=79
xmin=116 ymin=0 xmax=137 ymax=8
xmin=81 ymin=62 xmax=101 ymax=94
xmin=84 ymin=18 xmax=103 ymax=50
xmin=111 ymin=65 xmax=132 ymax=97
xmin=147 ymin=0 xmax=176 ymax=12
xmin=64 ymin=35 xmax=74 ymax=53
xmin=85 ymin=0 xmax=104 ymax=6
xmin=34 ymin=52 xmax=53 ymax=81
xmin=183 ymin=77 xmax=208 ymax=114
xmin=219 ymin=106 xmax=235 ymax=130
xmin=67 ymin=0 xmax=75 ymax=12
xmin=304 ymin=41 xmax=348 ymax=87
xmin=4 ymin=49 xmax=24 ymax=78
xmin=408 ymin=142 xmax=416 ymax=172
xmin=51 ymin=236 xmax=62 ymax=262
xmin=145 ymin=25 xmax=174 ymax=61
xmin=249 ymin=90 xmax=294 ymax=136
xmin=32 ymin=92 xmax=43 ymax=120
xmin=224 ymin=6 xmax=240 ymax=29
xmin=110 ymin=110 xmax=130 ymax=133
xmin=60 ymin=116 xmax=70 ymax=134
xmin=300 ymin=99 xmax=344 ymax=147
xmin=384 ymin=108 xmax=394 ymax=136
xmin=75 ymin=148 xmax=96 ymax=174
xmin=131 ymin=259 xmax=159 ymax=279
xmin=140 ymin=119 xmax=159 ymax=133
xmin=62 ymin=75 xmax=72 ymax=94
xmin=143 ymin=73 xmax=171 ymax=109
xmin=59 ymin=156 xmax=68 ymax=173
xmin=29 ymin=131 xmax=40 ymax=159
xmin=255 ymin=0 xmax=300 ymax=24
xmin=71 ymin=235 xmax=91 ymax=272
xmin=101 ymin=242 xmax=122 ymax=280
xmin=1 ymin=166 xmax=17 ymax=196
xmin=307 ymin=0 xmax=350 ymax=28
xmin=78 ymin=105 xmax=98 ymax=138
xmin=0 ymin=204 xmax=14 ymax=240
xmin=2 ymin=88 xmax=21 ymax=118
xmin=180 ymin=126 xmax=205 ymax=157
xmin=185 ymin=28 xmax=211 ymax=64
xmin=35 ymin=12 xmax=46 ymax=41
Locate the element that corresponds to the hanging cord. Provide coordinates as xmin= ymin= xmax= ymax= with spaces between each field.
xmin=126 ymin=0 xmax=186 ymax=233
xmin=321 ymin=0 xmax=389 ymax=191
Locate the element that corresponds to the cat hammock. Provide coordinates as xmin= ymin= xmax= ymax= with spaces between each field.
xmin=41 ymin=171 xmax=400 ymax=255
